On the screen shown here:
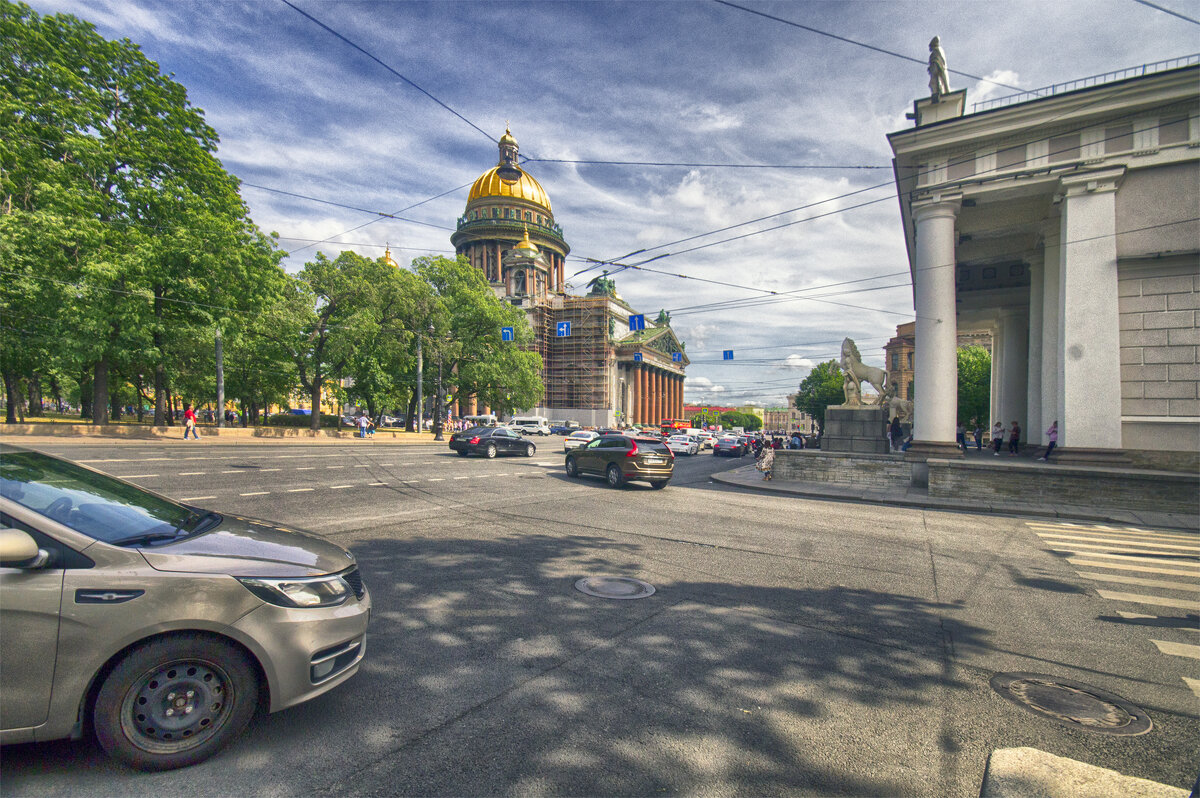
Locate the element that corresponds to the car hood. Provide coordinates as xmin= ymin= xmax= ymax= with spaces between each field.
xmin=139 ymin=514 xmax=356 ymax=577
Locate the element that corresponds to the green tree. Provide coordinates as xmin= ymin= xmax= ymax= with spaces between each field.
xmin=957 ymin=345 xmax=991 ymax=427
xmin=795 ymin=359 xmax=844 ymax=432
xmin=719 ymin=410 xmax=762 ymax=432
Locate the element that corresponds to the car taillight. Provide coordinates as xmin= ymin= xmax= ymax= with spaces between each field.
xmin=625 ymin=441 xmax=638 ymax=457
xmin=468 ymin=436 xmax=480 ymax=444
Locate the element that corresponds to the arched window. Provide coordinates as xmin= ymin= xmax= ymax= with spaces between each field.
xmin=514 ymin=271 xmax=526 ymax=295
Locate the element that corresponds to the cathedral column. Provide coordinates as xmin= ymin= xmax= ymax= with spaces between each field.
xmin=654 ymin=369 xmax=663 ymax=424
xmin=635 ymin=366 xmax=645 ymax=424
xmin=675 ymin=374 xmax=682 ymax=418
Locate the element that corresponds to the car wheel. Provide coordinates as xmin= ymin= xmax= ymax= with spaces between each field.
xmin=485 ymin=443 xmax=497 ymax=459
xmin=525 ymin=443 xmax=535 ymax=457
xmin=93 ymin=634 xmax=258 ymax=771
xmin=650 ymin=480 xmax=669 ymax=490
xmin=565 ymin=457 xmax=578 ymax=477
xmin=606 ymin=464 xmax=623 ymax=488
xmin=457 ymin=450 xmax=469 ymax=457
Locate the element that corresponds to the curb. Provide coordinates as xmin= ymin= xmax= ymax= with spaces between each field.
xmin=978 ymin=747 xmax=1188 ymax=797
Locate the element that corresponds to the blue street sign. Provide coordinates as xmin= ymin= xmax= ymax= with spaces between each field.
xmin=501 ymin=326 xmax=514 ymax=342
xmin=628 ymin=314 xmax=645 ymax=331
xmin=633 ymin=352 xmax=643 ymax=362
xmin=723 ymin=350 xmax=734 ymax=360
xmin=556 ymin=321 xmax=571 ymax=337
xmin=672 ymin=351 xmax=682 ymax=362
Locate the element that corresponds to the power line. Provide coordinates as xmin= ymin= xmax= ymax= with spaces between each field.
xmin=522 ymin=158 xmax=890 ymax=169
xmin=241 ymin=183 xmax=453 ymax=231
xmin=713 ymin=0 xmax=1026 ymax=92
xmin=278 ymin=0 xmax=496 ymax=144
xmin=1131 ymin=0 xmax=1200 ymax=25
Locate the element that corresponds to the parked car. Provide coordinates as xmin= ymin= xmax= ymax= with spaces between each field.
xmin=564 ymin=435 xmax=673 ymax=489
xmin=378 ymin=415 xmax=404 ymax=427
xmin=563 ymin=430 xmax=600 ymax=451
xmin=665 ymin=434 xmax=700 ymax=456
xmin=549 ymin=421 xmax=580 ymax=435
xmin=0 ymin=445 xmax=370 ymax=771
xmin=713 ymin=436 xmax=746 ymax=457
xmin=695 ymin=431 xmax=716 ymax=450
xmin=448 ymin=426 xmax=537 ymax=458
xmin=510 ymin=416 xmax=552 ymax=436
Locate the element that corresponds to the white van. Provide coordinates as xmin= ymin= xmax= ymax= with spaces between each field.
xmin=510 ymin=416 xmax=551 ymax=436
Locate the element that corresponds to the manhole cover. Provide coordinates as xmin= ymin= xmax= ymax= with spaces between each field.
xmin=990 ymin=672 xmax=1152 ymax=735
xmin=574 ymin=576 xmax=656 ymax=600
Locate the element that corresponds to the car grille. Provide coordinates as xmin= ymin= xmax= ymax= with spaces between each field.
xmin=341 ymin=566 xmax=366 ymax=599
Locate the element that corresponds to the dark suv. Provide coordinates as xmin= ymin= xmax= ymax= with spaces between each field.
xmin=564 ymin=435 xmax=673 ymax=489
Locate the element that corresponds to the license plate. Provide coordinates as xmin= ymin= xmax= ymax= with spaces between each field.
xmin=644 ymin=457 xmax=663 ymax=464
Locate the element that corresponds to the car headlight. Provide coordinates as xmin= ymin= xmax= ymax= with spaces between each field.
xmin=236 ymin=574 xmax=350 ymax=608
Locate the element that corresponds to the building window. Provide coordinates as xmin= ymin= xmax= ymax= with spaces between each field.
xmin=1105 ymin=123 xmax=1134 ymax=153
xmin=524 ymin=211 xmax=532 ymax=221
xmin=1009 ymin=264 xmax=1025 ymax=277
xmin=1048 ymin=133 xmax=1080 ymax=163
xmin=891 ymin=353 xmax=899 ymax=370
xmin=906 ymin=383 xmax=913 ymax=400
xmin=947 ymin=154 xmax=975 ymax=181
xmin=492 ymin=208 xmax=499 ymax=218
xmin=1159 ymin=115 xmax=1189 ymax=146
xmin=996 ymin=143 xmax=1025 ymax=170
xmin=906 ymin=352 xmax=912 ymax=369
xmin=982 ymin=267 xmax=997 ymax=279
xmin=957 ymin=267 xmax=970 ymax=283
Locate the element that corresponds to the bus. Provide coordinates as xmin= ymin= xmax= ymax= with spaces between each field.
xmin=659 ymin=418 xmax=689 ymax=435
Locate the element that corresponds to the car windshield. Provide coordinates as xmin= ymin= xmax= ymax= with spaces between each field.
xmin=0 ymin=450 xmax=205 ymax=545
xmin=634 ymin=439 xmax=671 ymax=453
xmin=568 ymin=431 xmax=593 ymax=439
xmin=669 ymin=436 xmax=689 ymax=442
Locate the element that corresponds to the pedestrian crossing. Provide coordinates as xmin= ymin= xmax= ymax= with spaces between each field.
xmin=1026 ymin=521 xmax=1199 ymax=698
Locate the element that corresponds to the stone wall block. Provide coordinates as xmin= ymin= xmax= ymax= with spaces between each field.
xmin=1167 ymin=327 xmax=1200 ymax=346
xmin=1144 ymin=381 xmax=1195 ymax=399
xmin=1121 ymin=364 xmax=1168 ymax=381
xmin=1169 ymin=398 xmax=1200 ymax=416
xmin=1121 ymin=382 xmax=1144 ymax=399
xmin=1117 ymin=280 xmax=1142 ymax=297
xmin=1118 ymin=313 xmax=1142 ymax=331
xmin=1118 ymin=294 xmax=1167 ymax=313
xmin=1120 ymin=348 xmax=1143 ymax=365
xmin=1143 ymin=346 xmax=1196 ymax=364
xmin=1122 ymin=398 xmax=1170 ymax=415
xmin=1166 ymin=292 xmax=1200 ymax=311
xmin=1140 ymin=275 xmax=1195 ymax=295
xmin=1144 ymin=310 xmax=1196 ymax=330
xmin=1119 ymin=329 xmax=1167 ymax=347
xmin=1168 ymin=363 xmax=1200 ymax=381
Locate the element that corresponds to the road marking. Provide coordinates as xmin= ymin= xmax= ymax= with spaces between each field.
xmin=326 ymin=465 xmax=344 ymax=469
xmin=287 ymin=488 xmax=314 ymax=493
xmin=1150 ymin=640 xmax=1200 ymax=660
xmin=179 ymin=471 xmax=207 ymax=476
xmin=295 ymin=467 xmax=315 ymax=471
xmin=379 ymin=463 xmax=393 ymax=466
xmin=220 ymin=469 xmax=245 ymax=474
xmin=369 ymin=482 xmax=388 ymax=486
xmin=123 ymin=474 xmax=159 ymax=478
xmin=1047 ymin=549 xmax=1200 ymax=567
xmin=240 ymin=491 xmax=270 ymax=496
xmin=493 ymin=473 xmax=508 ymax=477
xmin=1040 ymin=540 xmax=1199 ymax=557
xmin=179 ymin=495 xmax=216 ymax=501
xmin=330 ymin=485 xmax=353 ymax=489
xmin=453 ymin=476 xmax=470 ymax=480
xmin=1068 ymin=559 xmax=1185 ymax=577
xmin=427 ymin=478 xmax=444 ymax=482
xmin=1183 ymin=678 xmax=1200 ymax=698
xmin=261 ymin=468 xmax=281 ymax=472
xmin=1036 ymin=533 xmax=1199 ymax=552
xmin=1094 ymin=590 xmax=1198 ymax=610
xmin=1075 ymin=572 xmax=1200 ymax=591
xmin=1116 ymin=611 xmax=1157 ymax=619
xmin=536 ymin=462 xmax=555 ymax=466
xmin=1028 ymin=523 xmax=1198 ymax=543
xmin=354 ymin=465 xmax=370 ymax=468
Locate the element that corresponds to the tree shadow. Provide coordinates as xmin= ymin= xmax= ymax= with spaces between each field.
xmin=1001 ymin=564 xmax=1088 ymax=594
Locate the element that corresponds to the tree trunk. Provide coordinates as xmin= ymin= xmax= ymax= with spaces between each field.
xmin=25 ymin=375 xmax=42 ymax=416
xmin=92 ymin=358 xmax=110 ymax=425
xmin=405 ymin=391 xmax=417 ymax=432
xmin=80 ymin=370 xmax=92 ymax=420
xmin=165 ymin=384 xmax=174 ymax=426
xmin=3 ymin=370 xmax=19 ymax=423
xmin=134 ymin=373 xmax=146 ymax=422
xmin=50 ymin=375 xmax=63 ymax=414
xmin=215 ymin=328 xmax=225 ymax=428
xmin=153 ymin=290 xmax=166 ymax=426
xmin=310 ymin=379 xmax=323 ymax=431
xmin=110 ymin=384 xmax=122 ymax=421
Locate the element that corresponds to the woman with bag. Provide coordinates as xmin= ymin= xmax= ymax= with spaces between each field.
xmin=756 ymin=445 xmax=775 ymax=481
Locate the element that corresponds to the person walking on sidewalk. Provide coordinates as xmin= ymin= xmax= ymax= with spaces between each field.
xmin=1008 ymin=421 xmax=1021 ymax=456
xmin=183 ymin=404 xmax=200 ymax=440
xmin=755 ymin=445 xmax=775 ymax=481
xmin=972 ymin=419 xmax=983 ymax=451
xmin=992 ymin=421 xmax=1005 ymax=456
xmin=955 ymin=422 xmax=967 ymax=452
xmin=889 ymin=416 xmax=903 ymax=453
xmin=1038 ymin=421 xmax=1058 ymax=461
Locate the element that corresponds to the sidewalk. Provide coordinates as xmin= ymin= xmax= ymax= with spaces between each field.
xmin=712 ymin=463 xmax=1200 ymax=532
xmin=0 ymin=423 xmax=446 ymax=446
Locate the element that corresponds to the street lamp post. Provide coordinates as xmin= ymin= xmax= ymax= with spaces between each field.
xmin=433 ymin=355 xmax=445 ymax=441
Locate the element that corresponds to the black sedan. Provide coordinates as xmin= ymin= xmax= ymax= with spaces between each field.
xmin=449 ymin=426 xmax=537 ymax=458
xmin=713 ymin=436 xmax=746 ymax=457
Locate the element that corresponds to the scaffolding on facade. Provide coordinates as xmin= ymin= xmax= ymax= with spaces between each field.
xmin=543 ymin=296 xmax=612 ymax=410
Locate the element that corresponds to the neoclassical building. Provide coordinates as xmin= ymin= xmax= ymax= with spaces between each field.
xmin=451 ymin=129 xmax=687 ymax=426
xmin=888 ymin=60 xmax=1199 ymax=464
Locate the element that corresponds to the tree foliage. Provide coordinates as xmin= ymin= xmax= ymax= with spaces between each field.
xmin=957 ymin=345 xmax=991 ymax=426
xmin=718 ymin=410 xmax=762 ymax=432
xmin=795 ymin=359 xmax=844 ymax=432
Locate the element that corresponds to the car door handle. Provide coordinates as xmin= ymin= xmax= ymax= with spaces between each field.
xmin=75 ymin=589 xmax=145 ymax=604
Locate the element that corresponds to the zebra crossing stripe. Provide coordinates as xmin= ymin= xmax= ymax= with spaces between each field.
xmin=1094 ymin=590 xmax=1197 ymax=610
xmin=1150 ymin=640 xmax=1200 ymax=660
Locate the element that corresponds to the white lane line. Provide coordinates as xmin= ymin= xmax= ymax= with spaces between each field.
xmin=453 ymin=476 xmax=470 ymax=480
xmin=493 ymin=473 xmax=508 ymax=477
xmin=260 ymin=468 xmax=281 ymax=472
xmin=1037 ymin=533 xmax=1199 ymax=552
xmin=535 ymin=462 xmax=555 ymax=466
xmin=427 ymin=478 xmax=444 ymax=482
xmin=1116 ymin=611 xmax=1157 ymax=619
xmin=179 ymin=471 xmax=207 ymax=476
xmin=1183 ymin=678 xmax=1200 ymax=699
xmin=1076 ymin=572 xmax=1200 ymax=591
xmin=179 ymin=495 xmax=216 ymax=501
xmin=123 ymin=474 xmax=160 ymax=478
xmin=1065 ymin=558 xmax=1200 ymax=577
xmin=1150 ymin=640 xmax=1200 ymax=660
xmin=286 ymin=488 xmax=314 ymax=493
xmin=379 ymin=463 xmax=393 ymax=466
xmin=1041 ymin=540 xmax=1200 ymax=556
xmin=354 ymin=465 xmax=370 ymax=468
xmin=330 ymin=485 xmax=353 ymax=490
xmin=220 ymin=469 xmax=245 ymax=474
xmin=1094 ymin=590 xmax=1198 ymax=610
xmin=369 ymin=482 xmax=388 ymax=486
xmin=326 ymin=465 xmax=345 ymax=469
xmin=295 ymin=467 xmax=316 ymax=471
xmin=1028 ymin=523 xmax=1198 ymax=542
xmin=1047 ymin=549 xmax=1200 ymax=567
xmin=240 ymin=491 xmax=270 ymax=496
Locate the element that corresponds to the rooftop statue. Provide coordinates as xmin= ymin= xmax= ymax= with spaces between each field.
xmin=655 ymin=309 xmax=670 ymax=325
xmin=840 ymin=338 xmax=889 ymax=406
xmin=928 ymin=36 xmax=950 ymax=98
xmin=586 ymin=270 xmax=617 ymax=297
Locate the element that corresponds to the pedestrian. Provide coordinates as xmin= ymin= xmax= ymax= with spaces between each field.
xmin=1008 ymin=420 xmax=1021 ymax=456
xmin=756 ymin=444 xmax=775 ymax=481
xmin=183 ymin=403 xmax=200 ymax=440
xmin=955 ymin=422 xmax=967 ymax=451
xmin=356 ymin=414 xmax=371 ymax=439
xmin=992 ymin=421 xmax=1004 ymax=456
xmin=1038 ymin=421 xmax=1058 ymax=461
xmin=972 ymin=419 xmax=983 ymax=451
xmin=889 ymin=416 xmax=902 ymax=453
xmin=901 ymin=428 xmax=914 ymax=452
xmin=790 ymin=430 xmax=802 ymax=449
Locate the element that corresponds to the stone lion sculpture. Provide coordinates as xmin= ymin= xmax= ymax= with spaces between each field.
xmin=840 ymin=338 xmax=888 ymax=405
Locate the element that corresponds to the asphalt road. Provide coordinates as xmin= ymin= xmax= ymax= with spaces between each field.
xmin=3 ymin=437 xmax=1198 ymax=796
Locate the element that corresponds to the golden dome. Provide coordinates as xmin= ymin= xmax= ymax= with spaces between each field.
xmin=467 ymin=166 xmax=552 ymax=212
xmin=514 ymin=227 xmax=539 ymax=253
xmin=499 ymin=125 xmax=518 ymax=147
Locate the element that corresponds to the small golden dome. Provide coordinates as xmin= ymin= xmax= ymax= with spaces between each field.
xmin=467 ymin=166 xmax=552 ymax=212
xmin=514 ymin=227 xmax=539 ymax=253
xmin=499 ymin=125 xmax=517 ymax=147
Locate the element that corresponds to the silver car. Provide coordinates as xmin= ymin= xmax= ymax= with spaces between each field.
xmin=0 ymin=446 xmax=370 ymax=770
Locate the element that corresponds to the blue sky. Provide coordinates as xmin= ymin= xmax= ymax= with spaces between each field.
xmin=33 ymin=0 xmax=1200 ymax=407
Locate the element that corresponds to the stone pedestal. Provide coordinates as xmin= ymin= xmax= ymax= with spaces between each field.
xmin=822 ymin=405 xmax=888 ymax=454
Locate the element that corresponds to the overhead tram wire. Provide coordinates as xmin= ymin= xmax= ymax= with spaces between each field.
xmin=713 ymin=0 xmax=1026 ymax=93
xmin=241 ymin=183 xmax=454 ymax=232
xmin=1131 ymin=0 xmax=1200 ymax=25
xmin=522 ymin=157 xmax=890 ymax=170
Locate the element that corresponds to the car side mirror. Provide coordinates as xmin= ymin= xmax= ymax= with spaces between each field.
xmin=0 ymin=527 xmax=51 ymax=569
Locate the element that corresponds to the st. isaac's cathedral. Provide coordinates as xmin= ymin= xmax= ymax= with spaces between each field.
xmin=450 ymin=129 xmax=688 ymax=427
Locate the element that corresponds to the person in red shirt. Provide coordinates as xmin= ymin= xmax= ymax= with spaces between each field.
xmin=184 ymin=404 xmax=200 ymax=440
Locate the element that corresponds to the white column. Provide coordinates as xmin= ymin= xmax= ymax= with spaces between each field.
xmin=1000 ymin=309 xmax=1029 ymax=433
xmin=991 ymin=316 xmax=1006 ymax=429
xmin=1041 ymin=224 xmax=1061 ymax=439
xmin=911 ymin=195 xmax=961 ymax=449
xmin=1026 ymin=257 xmax=1044 ymax=443
xmin=1057 ymin=168 xmax=1125 ymax=450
